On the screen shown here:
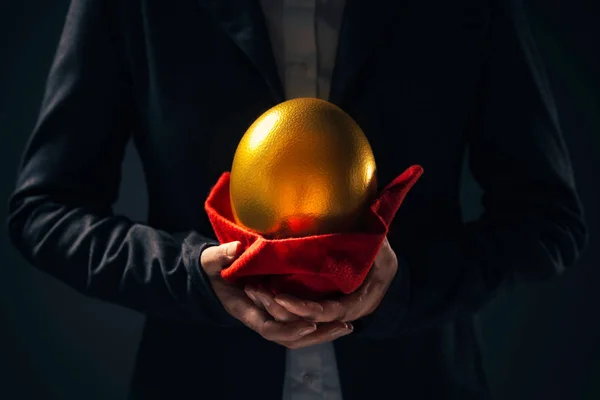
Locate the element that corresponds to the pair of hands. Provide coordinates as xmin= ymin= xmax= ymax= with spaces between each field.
xmin=201 ymin=237 xmax=398 ymax=349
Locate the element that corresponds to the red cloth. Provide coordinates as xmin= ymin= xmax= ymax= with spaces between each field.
xmin=205 ymin=165 xmax=424 ymax=300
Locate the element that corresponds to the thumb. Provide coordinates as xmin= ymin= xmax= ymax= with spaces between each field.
xmin=201 ymin=241 xmax=241 ymax=269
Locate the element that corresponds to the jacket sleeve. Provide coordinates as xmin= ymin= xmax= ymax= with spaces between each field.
xmin=7 ymin=0 xmax=240 ymax=328
xmin=355 ymin=0 xmax=588 ymax=340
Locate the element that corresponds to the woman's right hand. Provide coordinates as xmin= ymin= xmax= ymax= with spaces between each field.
xmin=200 ymin=241 xmax=321 ymax=344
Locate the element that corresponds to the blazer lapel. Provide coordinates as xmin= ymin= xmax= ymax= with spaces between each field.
xmin=200 ymin=0 xmax=285 ymax=103
xmin=329 ymin=0 xmax=398 ymax=106
xmin=199 ymin=0 xmax=397 ymax=106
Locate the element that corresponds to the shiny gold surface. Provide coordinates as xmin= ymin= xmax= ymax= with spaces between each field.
xmin=230 ymin=98 xmax=377 ymax=238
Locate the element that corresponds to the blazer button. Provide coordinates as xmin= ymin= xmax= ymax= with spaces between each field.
xmin=302 ymin=372 xmax=317 ymax=385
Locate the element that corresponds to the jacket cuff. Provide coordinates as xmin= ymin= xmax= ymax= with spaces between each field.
xmin=182 ymin=232 xmax=244 ymax=328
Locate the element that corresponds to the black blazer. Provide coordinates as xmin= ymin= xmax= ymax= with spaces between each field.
xmin=8 ymin=0 xmax=588 ymax=399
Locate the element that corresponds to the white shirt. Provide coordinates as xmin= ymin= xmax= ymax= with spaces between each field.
xmin=259 ymin=0 xmax=346 ymax=399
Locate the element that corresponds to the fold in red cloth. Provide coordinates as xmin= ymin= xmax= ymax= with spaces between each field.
xmin=205 ymin=165 xmax=424 ymax=300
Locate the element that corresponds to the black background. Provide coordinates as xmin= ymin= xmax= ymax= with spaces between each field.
xmin=0 ymin=1 xmax=598 ymax=399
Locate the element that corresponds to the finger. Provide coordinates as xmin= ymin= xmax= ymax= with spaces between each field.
xmin=275 ymin=272 xmax=385 ymax=323
xmin=233 ymin=299 xmax=317 ymax=342
xmin=274 ymin=293 xmax=351 ymax=323
xmin=277 ymin=321 xmax=354 ymax=349
xmin=244 ymin=287 xmax=265 ymax=310
xmin=200 ymin=241 xmax=241 ymax=274
xmin=311 ymin=299 xmax=348 ymax=322
xmin=221 ymin=283 xmax=317 ymax=342
xmin=273 ymin=294 xmax=326 ymax=320
xmin=245 ymin=286 xmax=299 ymax=322
xmin=259 ymin=319 xmax=319 ymax=342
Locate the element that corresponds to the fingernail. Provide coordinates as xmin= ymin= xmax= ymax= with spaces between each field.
xmin=245 ymin=289 xmax=258 ymax=302
xmin=306 ymin=302 xmax=324 ymax=312
xmin=331 ymin=328 xmax=350 ymax=338
xmin=274 ymin=298 xmax=290 ymax=308
xmin=257 ymin=293 xmax=271 ymax=307
xmin=226 ymin=242 xmax=239 ymax=257
xmin=276 ymin=297 xmax=323 ymax=313
xmin=299 ymin=325 xmax=317 ymax=336
xmin=346 ymin=322 xmax=354 ymax=331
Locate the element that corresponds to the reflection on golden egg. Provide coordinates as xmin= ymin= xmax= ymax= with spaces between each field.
xmin=230 ymin=98 xmax=377 ymax=238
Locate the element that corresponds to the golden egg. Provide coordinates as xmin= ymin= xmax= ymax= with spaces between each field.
xmin=230 ymin=98 xmax=377 ymax=238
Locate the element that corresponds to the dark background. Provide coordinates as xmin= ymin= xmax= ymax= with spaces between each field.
xmin=0 ymin=1 xmax=598 ymax=399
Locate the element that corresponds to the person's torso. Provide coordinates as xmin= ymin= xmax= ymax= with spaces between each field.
xmin=259 ymin=1 xmax=346 ymax=399
xmin=120 ymin=1 xmax=492 ymax=398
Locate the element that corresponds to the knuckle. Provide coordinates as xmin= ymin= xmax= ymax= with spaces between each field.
xmin=273 ymin=313 xmax=294 ymax=323
xmin=258 ymin=320 xmax=277 ymax=339
xmin=225 ymin=296 xmax=247 ymax=317
xmin=217 ymin=248 xmax=229 ymax=263
xmin=242 ymin=308 xmax=261 ymax=327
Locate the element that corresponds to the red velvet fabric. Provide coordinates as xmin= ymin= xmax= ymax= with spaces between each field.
xmin=205 ymin=165 xmax=424 ymax=300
